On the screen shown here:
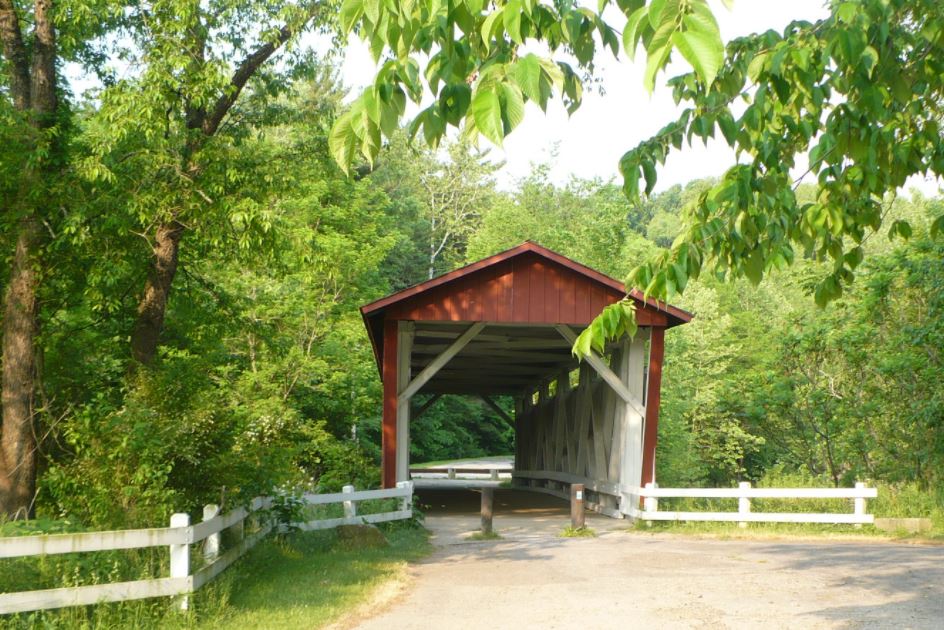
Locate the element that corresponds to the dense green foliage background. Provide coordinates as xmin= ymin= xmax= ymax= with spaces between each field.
xmin=0 ymin=0 xmax=940 ymax=534
xmin=14 ymin=90 xmax=944 ymax=530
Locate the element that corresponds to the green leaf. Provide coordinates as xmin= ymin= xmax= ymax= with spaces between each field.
xmin=328 ymin=111 xmax=357 ymax=174
xmin=622 ymin=6 xmax=648 ymax=60
xmin=364 ymin=0 xmax=381 ymax=24
xmin=573 ymin=327 xmax=594 ymax=358
xmin=672 ymin=16 xmax=724 ymax=85
xmin=500 ymin=82 xmax=526 ymax=133
xmin=472 ymin=87 xmax=504 ymax=146
xmin=642 ymin=20 xmax=675 ymax=93
xmin=503 ymin=0 xmax=523 ymax=44
xmin=513 ymin=54 xmax=546 ymax=107
xmin=743 ymin=248 xmax=764 ymax=285
xmin=671 ymin=23 xmax=723 ymax=86
xmin=340 ymin=0 xmax=365 ymax=33
xmin=747 ymin=51 xmax=769 ymax=83
xmin=481 ymin=8 xmax=504 ymax=52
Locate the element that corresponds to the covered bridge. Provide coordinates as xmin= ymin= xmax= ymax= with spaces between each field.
xmin=361 ymin=242 xmax=691 ymax=516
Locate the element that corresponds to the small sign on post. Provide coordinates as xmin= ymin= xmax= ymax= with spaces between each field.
xmin=481 ymin=487 xmax=494 ymax=534
xmin=570 ymin=483 xmax=585 ymax=529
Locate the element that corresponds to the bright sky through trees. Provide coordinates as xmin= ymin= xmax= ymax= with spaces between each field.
xmin=325 ymin=0 xmax=942 ymax=195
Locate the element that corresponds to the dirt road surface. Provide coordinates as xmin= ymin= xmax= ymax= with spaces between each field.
xmin=354 ymin=489 xmax=944 ymax=630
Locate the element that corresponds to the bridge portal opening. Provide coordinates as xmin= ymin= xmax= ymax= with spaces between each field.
xmin=361 ymin=242 xmax=691 ymax=518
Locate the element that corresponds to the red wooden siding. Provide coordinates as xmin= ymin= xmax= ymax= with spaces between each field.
xmin=386 ymin=252 xmax=647 ymax=325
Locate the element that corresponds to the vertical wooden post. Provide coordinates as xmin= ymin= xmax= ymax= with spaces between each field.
xmin=738 ymin=481 xmax=751 ymax=528
xmin=481 ymin=487 xmax=494 ymax=534
xmin=854 ymin=481 xmax=866 ymax=528
xmin=643 ymin=482 xmax=658 ymax=527
xmin=641 ymin=327 xmax=665 ymax=489
xmin=396 ymin=321 xmax=414 ymax=483
xmin=397 ymin=480 xmax=412 ymax=513
xmin=381 ymin=319 xmax=399 ymax=488
xmin=490 ymin=469 xmax=499 ymax=481
xmin=342 ymin=485 xmax=356 ymax=519
xmin=202 ymin=504 xmax=220 ymax=564
xmin=169 ymin=512 xmax=190 ymax=611
xmin=448 ymin=467 xmax=456 ymax=480
xmin=570 ymin=483 xmax=585 ymax=529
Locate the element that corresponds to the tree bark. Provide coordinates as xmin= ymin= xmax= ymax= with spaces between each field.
xmin=131 ymin=221 xmax=185 ymax=365
xmin=0 ymin=218 xmax=40 ymax=518
xmin=0 ymin=0 xmax=58 ymax=519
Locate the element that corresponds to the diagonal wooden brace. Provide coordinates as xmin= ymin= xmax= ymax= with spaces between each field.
xmin=555 ymin=324 xmax=646 ymax=417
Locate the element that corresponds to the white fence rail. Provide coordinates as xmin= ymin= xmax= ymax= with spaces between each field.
xmin=627 ymin=481 xmax=877 ymax=525
xmin=0 ymin=481 xmax=413 ymax=616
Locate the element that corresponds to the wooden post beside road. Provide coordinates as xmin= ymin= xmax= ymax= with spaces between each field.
xmin=481 ymin=487 xmax=494 ymax=534
xmin=571 ymin=483 xmax=585 ymax=529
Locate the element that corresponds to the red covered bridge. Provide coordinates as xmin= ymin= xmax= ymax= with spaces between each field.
xmin=361 ymin=242 xmax=691 ymax=516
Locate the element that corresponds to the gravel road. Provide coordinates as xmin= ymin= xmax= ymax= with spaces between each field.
xmin=353 ymin=489 xmax=944 ymax=630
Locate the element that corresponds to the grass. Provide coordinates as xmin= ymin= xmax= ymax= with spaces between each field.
xmin=202 ymin=522 xmax=430 ymax=629
xmin=465 ymin=530 xmax=502 ymax=541
xmin=0 ymin=521 xmax=430 ymax=630
xmin=559 ymin=526 xmax=596 ymax=538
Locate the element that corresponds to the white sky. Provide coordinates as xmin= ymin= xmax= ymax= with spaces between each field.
xmin=329 ymin=0 xmax=942 ymax=196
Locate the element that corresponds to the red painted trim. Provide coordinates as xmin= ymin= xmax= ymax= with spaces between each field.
xmin=381 ymin=318 xmax=398 ymax=488
xmin=641 ymin=327 xmax=665 ymax=489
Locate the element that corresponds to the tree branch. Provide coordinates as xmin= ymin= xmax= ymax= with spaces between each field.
xmin=202 ymin=4 xmax=323 ymax=136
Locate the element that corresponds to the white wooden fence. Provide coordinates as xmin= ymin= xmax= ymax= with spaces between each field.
xmin=0 ymin=481 xmax=413 ymax=616
xmin=627 ymin=481 xmax=877 ymax=525
xmin=514 ymin=471 xmax=877 ymax=525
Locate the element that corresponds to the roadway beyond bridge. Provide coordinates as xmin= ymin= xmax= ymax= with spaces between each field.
xmin=351 ymin=487 xmax=944 ymax=630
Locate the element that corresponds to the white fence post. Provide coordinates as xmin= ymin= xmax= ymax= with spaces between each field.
xmin=854 ymin=481 xmax=866 ymax=528
xmin=447 ymin=467 xmax=456 ymax=480
xmin=342 ymin=485 xmax=357 ymax=520
xmin=169 ymin=512 xmax=190 ymax=611
xmin=490 ymin=468 xmax=499 ymax=481
xmin=202 ymin=504 xmax=220 ymax=563
xmin=644 ymin=482 xmax=658 ymax=526
xmin=738 ymin=482 xmax=751 ymax=528
xmin=396 ymin=480 xmax=412 ymax=513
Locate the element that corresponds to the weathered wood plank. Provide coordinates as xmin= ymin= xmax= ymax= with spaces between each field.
xmin=0 ymin=527 xmax=189 ymax=559
xmin=0 ymin=578 xmax=190 ymax=615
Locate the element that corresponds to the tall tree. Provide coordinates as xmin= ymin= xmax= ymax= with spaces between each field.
xmin=92 ymin=0 xmax=331 ymax=366
xmin=0 ymin=0 xmax=60 ymax=518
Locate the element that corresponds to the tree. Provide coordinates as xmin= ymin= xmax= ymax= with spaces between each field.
xmin=0 ymin=0 xmax=97 ymax=518
xmin=83 ymin=0 xmax=331 ymax=366
xmin=330 ymin=0 xmax=944 ymax=348
xmin=371 ymin=135 xmax=500 ymax=280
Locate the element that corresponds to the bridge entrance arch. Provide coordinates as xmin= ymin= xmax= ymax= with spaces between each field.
xmin=361 ymin=242 xmax=691 ymax=517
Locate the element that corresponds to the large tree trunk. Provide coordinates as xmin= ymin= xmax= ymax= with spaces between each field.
xmin=0 ymin=0 xmax=57 ymax=519
xmin=131 ymin=221 xmax=184 ymax=365
xmin=0 ymin=217 xmax=40 ymax=518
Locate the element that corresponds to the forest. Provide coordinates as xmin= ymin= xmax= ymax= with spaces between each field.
xmin=0 ymin=0 xmax=942 ymax=537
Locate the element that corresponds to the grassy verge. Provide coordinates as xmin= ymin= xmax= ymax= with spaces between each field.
xmin=202 ymin=522 xmax=430 ymax=629
xmin=0 ymin=521 xmax=430 ymax=630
